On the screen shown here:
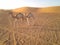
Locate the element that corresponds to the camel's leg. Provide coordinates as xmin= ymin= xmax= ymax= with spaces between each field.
xmin=12 ymin=31 xmax=16 ymax=45
xmin=12 ymin=19 xmax=17 ymax=45
xmin=8 ymin=14 xmax=17 ymax=45
xmin=21 ymin=18 xmax=22 ymax=22
xmin=26 ymin=18 xmax=30 ymax=25
xmin=20 ymin=18 xmax=23 ymax=25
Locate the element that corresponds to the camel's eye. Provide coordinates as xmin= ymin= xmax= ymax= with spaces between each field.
xmin=16 ymin=13 xmax=24 ymax=19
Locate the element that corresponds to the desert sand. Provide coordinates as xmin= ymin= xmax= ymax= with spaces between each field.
xmin=0 ymin=6 xmax=60 ymax=45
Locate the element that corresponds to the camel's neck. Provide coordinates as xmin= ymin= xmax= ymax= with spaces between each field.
xmin=11 ymin=14 xmax=16 ymax=18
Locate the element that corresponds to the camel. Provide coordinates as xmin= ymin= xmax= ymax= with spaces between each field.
xmin=9 ymin=12 xmax=24 ymax=45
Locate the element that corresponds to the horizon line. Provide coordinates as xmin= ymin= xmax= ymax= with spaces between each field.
xmin=0 ymin=6 xmax=60 ymax=10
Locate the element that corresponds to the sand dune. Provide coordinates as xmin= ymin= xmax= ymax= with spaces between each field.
xmin=40 ymin=6 xmax=60 ymax=13
xmin=12 ymin=6 xmax=60 ymax=13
